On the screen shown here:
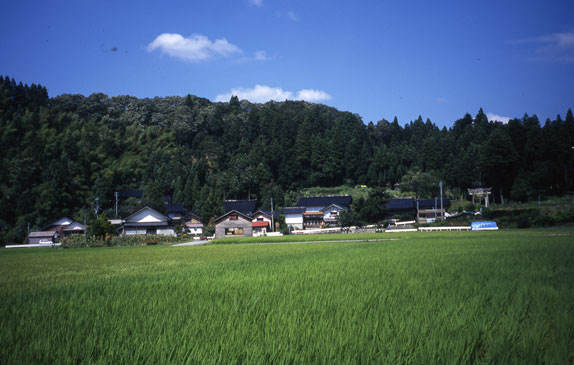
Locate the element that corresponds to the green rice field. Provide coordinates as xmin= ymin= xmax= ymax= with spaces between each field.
xmin=1 ymin=229 xmax=573 ymax=363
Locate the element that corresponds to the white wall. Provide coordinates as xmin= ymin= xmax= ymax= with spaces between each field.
xmin=285 ymin=214 xmax=303 ymax=229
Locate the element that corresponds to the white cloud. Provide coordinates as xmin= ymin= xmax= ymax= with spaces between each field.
xmin=286 ymin=11 xmax=299 ymax=22
xmin=296 ymin=89 xmax=332 ymax=102
xmin=276 ymin=10 xmax=300 ymax=22
xmin=147 ymin=33 xmax=241 ymax=62
xmin=434 ymin=97 xmax=448 ymax=104
xmin=487 ymin=113 xmax=511 ymax=124
xmin=512 ymin=32 xmax=574 ymax=63
xmin=253 ymin=51 xmax=269 ymax=61
xmin=215 ymin=85 xmax=332 ymax=103
xmin=249 ymin=0 xmax=263 ymax=7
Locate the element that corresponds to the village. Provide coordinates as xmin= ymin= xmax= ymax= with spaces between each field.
xmin=23 ymin=188 xmax=499 ymax=247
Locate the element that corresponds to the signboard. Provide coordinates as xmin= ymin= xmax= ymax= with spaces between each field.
xmin=471 ymin=221 xmax=498 ymax=231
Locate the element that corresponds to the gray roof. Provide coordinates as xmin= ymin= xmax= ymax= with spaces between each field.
xmin=28 ymin=231 xmax=57 ymax=238
xmin=297 ymin=196 xmax=352 ymax=208
xmin=282 ymin=207 xmax=306 ymax=214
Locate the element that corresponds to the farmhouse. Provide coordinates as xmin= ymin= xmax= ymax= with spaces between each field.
xmin=43 ymin=217 xmax=86 ymax=237
xmin=296 ymin=195 xmax=352 ymax=229
xmin=214 ymin=210 xmax=253 ymax=239
xmin=122 ymin=206 xmax=175 ymax=236
xmin=223 ymin=200 xmax=257 ymax=215
xmin=282 ymin=207 xmax=305 ymax=230
xmin=384 ymin=198 xmax=416 ymax=219
xmin=166 ymin=203 xmax=185 ymax=223
xmin=417 ymin=198 xmax=451 ymax=223
xmin=183 ymin=211 xmax=203 ymax=235
xmin=27 ymin=231 xmax=58 ymax=244
xmin=251 ymin=209 xmax=279 ymax=235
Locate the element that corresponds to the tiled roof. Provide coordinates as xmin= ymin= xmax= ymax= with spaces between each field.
xmin=253 ymin=209 xmax=280 ymax=219
xmin=223 ymin=200 xmax=257 ymax=213
xmin=214 ymin=210 xmax=253 ymax=224
xmin=417 ymin=198 xmax=451 ymax=209
xmin=28 ymin=231 xmax=57 ymax=238
xmin=385 ymin=198 xmax=415 ymax=209
xmin=62 ymin=222 xmax=87 ymax=231
xmin=252 ymin=221 xmax=269 ymax=228
xmin=297 ymin=196 xmax=352 ymax=208
xmin=166 ymin=203 xmax=185 ymax=213
xmin=282 ymin=207 xmax=306 ymax=214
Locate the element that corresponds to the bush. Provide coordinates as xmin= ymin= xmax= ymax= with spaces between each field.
xmin=61 ymin=234 xmax=179 ymax=248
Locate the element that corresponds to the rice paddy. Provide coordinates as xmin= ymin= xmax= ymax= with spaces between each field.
xmin=1 ymin=229 xmax=573 ymax=363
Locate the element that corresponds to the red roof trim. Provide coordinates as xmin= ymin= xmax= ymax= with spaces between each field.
xmin=252 ymin=221 xmax=269 ymax=228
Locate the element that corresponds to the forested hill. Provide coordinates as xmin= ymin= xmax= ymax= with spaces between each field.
xmin=1 ymin=76 xmax=573 ymax=242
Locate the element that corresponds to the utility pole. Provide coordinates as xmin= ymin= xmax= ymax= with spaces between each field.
xmin=271 ymin=197 xmax=274 ymax=232
xmin=95 ymin=196 xmax=100 ymax=219
xmin=115 ymin=191 xmax=119 ymax=217
xmin=444 ymin=180 xmax=448 ymax=219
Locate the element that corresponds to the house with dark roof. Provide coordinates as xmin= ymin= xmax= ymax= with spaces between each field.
xmin=296 ymin=195 xmax=352 ymax=229
xmin=214 ymin=210 xmax=253 ymax=239
xmin=223 ymin=200 xmax=257 ymax=215
xmin=296 ymin=196 xmax=352 ymax=210
xmin=42 ymin=217 xmax=86 ymax=237
xmin=282 ymin=207 xmax=305 ymax=230
xmin=166 ymin=203 xmax=185 ymax=222
xmin=27 ymin=231 xmax=59 ymax=244
xmin=384 ymin=198 xmax=416 ymax=219
xmin=417 ymin=198 xmax=451 ymax=223
xmin=183 ymin=211 xmax=203 ymax=235
xmin=251 ymin=209 xmax=280 ymax=235
xmin=122 ymin=206 xmax=175 ymax=236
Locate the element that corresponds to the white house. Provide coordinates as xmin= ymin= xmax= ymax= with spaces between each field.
xmin=122 ymin=206 xmax=175 ymax=236
xmin=321 ymin=204 xmax=348 ymax=225
xmin=282 ymin=207 xmax=305 ymax=230
xmin=183 ymin=211 xmax=203 ymax=235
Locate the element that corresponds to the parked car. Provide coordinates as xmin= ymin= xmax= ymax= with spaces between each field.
xmin=38 ymin=239 xmax=53 ymax=244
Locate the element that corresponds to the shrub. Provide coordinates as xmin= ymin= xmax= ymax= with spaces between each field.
xmin=61 ymin=234 xmax=179 ymax=248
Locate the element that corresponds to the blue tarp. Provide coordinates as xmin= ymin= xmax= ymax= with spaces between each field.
xmin=471 ymin=221 xmax=498 ymax=230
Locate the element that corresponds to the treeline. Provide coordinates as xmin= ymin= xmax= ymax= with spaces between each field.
xmin=1 ymin=76 xmax=573 ymax=243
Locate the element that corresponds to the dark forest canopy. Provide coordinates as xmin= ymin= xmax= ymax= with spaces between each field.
xmin=1 ymin=76 xmax=573 ymax=242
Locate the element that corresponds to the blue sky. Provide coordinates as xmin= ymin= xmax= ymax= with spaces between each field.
xmin=1 ymin=0 xmax=573 ymax=128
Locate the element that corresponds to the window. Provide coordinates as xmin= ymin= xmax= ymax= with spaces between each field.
xmin=225 ymin=228 xmax=243 ymax=236
xmin=257 ymin=218 xmax=264 ymax=221
xmin=230 ymin=215 xmax=238 ymax=221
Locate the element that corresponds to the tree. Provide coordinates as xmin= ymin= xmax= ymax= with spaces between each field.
xmin=142 ymin=181 xmax=165 ymax=213
xmin=399 ymin=168 xmax=439 ymax=199
xmin=87 ymin=213 xmax=116 ymax=238
xmin=479 ymin=128 xmax=519 ymax=204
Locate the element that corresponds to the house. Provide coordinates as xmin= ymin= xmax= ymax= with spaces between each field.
xmin=223 ymin=200 xmax=257 ymax=215
xmin=214 ymin=210 xmax=253 ymax=239
xmin=384 ymin=198 xmax=416 ymax=219
xmin=166 ymin=203 xmax=185 ymax=223
xmin=61 ymin=222 xmax=87 ymax=237
xmin=43 ymin=217 xmax=86 ymax=237
xmin=282 ymin=207 xmax=305 ymax=230
xmin=321 ymin=204 xmax=349 ymax=225
xmin=28 ymin=231 xmax=58 ymax=244
xmin=183 ymin=211 xmax=203 ymax=235
xmin=122 ymin=206 xmax=175 ymax=236
xmin=417 ymin=198 xmax=451 ymax=223
xmin=296 ymin=195 xmax=352 ymax=229
xmin=251 ymin=209 xmax=279 ymax=235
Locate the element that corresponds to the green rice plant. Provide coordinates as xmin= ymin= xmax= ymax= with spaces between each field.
xmin=1 ymin=229 xmax=573 ymax=363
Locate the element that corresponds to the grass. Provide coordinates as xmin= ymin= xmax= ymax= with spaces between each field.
xmin=1 ymin=229 xmax=573 ymax=363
